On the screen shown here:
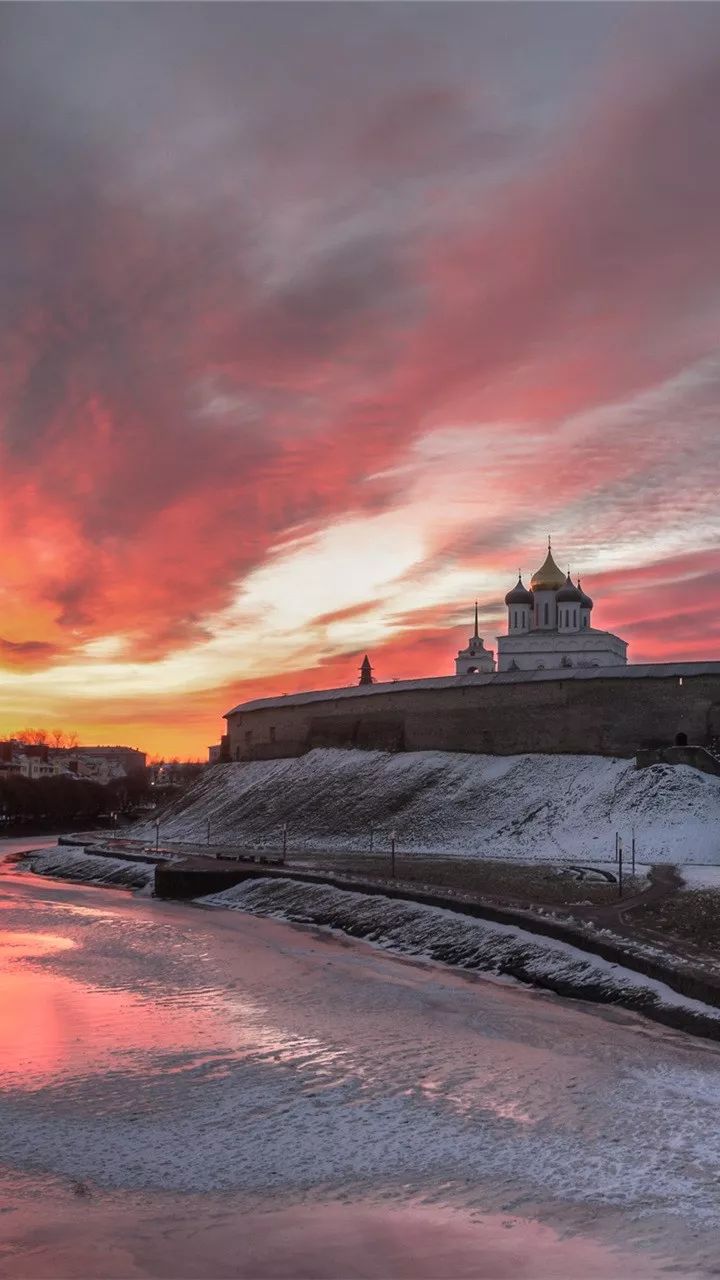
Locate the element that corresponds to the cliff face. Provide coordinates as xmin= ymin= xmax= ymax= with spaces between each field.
xmin=134 ymin=748 xmax=720 ymax=864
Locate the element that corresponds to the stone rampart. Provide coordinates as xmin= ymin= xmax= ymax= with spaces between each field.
xmin=636 ymin=744 xmax=720 ymax=778
xmin=226 ymin=665 xmax=720 ymax=762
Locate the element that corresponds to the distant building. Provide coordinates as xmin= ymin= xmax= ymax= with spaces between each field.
xmin=48 ymin=745 xmax=147 ymax=785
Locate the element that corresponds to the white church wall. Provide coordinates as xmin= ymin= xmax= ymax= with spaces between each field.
xmin=532 ymin=588 xmax=557 ymax=630
xmin=496 ymin=630 xmax=627 ymax=673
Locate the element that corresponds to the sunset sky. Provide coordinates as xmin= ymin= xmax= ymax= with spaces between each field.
xmin=2 ymin=3 xmax=720 ymax=759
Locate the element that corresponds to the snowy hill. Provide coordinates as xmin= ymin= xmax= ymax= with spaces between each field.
xmin=136 ymin=749 xmax=720 ymax=864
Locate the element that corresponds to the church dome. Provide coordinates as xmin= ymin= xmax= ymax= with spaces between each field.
xmin=577 ymin=579 xmax=593 ymax=610
xmin=504 ymin=575 xmax=534 ymax=607
xmin=530 ymin=547 xmax=566 ymax=592
xmin=556 ymin=573 xmax=583 ymax=603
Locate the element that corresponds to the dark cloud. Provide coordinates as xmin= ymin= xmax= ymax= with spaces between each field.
xmin=0 ymin=637 xmax=57 ymax=669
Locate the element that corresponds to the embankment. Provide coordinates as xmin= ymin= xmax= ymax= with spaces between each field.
xmin=132 ymin=748 xmax=720 ymax=863
xmin=200 ymin=876 xmax=720 ymax=1040
xmin=25 ymin=845 xmax=156 ymax=889
xmin=18 ymin=843 xmax=720 ymax=1041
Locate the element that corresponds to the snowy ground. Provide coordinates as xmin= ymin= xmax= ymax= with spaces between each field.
xmin=2 ymin=849 xmax=720 ymax=1276
xmin=134 ymin=748 xmax=720 ymax=864
xmin=680 ymin=866 xmax=720 ymax=889
xmin=27 ymin=844 xmax=156 ymax=890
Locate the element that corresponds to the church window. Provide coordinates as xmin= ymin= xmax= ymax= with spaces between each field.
xmin=573 ymin=609 xmax=577 ymax=627
xmin=269 ymin=726 xmax=276 ymax=743
xmin=513 ymin=610 xmax=517 ymax=629
xmin=544 ymin=603 xmax=549 ymax=625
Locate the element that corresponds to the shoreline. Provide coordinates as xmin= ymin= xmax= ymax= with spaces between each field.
xmin=18 ymin=838 xmax=720 ymax=1044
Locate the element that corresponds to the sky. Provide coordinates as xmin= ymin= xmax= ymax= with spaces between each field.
xmin=1 ymin=2 xmax=720 ymax=759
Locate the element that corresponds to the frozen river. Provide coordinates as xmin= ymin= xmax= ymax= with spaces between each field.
xmin=0 ymin=837 xmax=719 ymax=1278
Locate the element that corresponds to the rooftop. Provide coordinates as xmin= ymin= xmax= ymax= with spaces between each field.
xmin=225 ymin=661 xmax=720 ymax=717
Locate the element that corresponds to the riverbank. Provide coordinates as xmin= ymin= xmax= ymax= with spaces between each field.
xmin=16 ymin=839 xmax=720 ymax=1044
xmin=1 ymin=863 xmax=720 ymax=1277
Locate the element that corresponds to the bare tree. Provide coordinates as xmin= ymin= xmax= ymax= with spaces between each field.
xmin=13 ymin=727 xmax=48 ymax=746
xmin=15 ymin=727 xmax=79 ymax=749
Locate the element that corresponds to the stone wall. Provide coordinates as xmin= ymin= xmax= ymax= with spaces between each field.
xmin=226 ymin=671 xmax=720 ymax=761
xmin=636 ymin=744 xmax=720 ymax=778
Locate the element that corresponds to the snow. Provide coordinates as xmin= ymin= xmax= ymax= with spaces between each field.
xmin=24 ymin=844 xmax=156 ymax=890
xmin=133 ymin=747 xmax=720 ymax=864
xmin=2 ymin=864 xmax=720 ymax=1278
xmin=680 ymin=866 xmax=720 ymax=889
xmin=200 ymin=876 xmax=720 ymax=1035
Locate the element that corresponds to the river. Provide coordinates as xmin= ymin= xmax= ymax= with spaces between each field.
xmin=0 ymin=835 xmax=718 ymax=1278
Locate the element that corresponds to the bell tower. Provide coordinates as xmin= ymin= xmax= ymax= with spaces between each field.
xmin=454 ymin=603 xmax=495 ymax=675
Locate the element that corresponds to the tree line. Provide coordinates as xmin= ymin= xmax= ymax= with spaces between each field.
xmin=8 ymin=728 xmax=79 ymax=748
xmin=0 ymin=772 xmax=152 ymax=827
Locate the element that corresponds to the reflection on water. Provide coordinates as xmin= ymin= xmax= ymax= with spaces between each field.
xmin=0 ymin=841 xmax=715 ymax=1278
xmin=0 ymin=1190 xmax=675 ymax=1280
xmin=0 ymin=931 xmax=75 ymax=959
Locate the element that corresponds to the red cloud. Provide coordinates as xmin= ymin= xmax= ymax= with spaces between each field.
xmin=2 ymin=7 xmax=720 ymax=753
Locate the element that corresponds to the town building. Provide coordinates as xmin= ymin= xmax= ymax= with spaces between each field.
xmin=0 ymin=742 xmax=147 ymax=785
xmin=50 ymin=746 xmax=147 ymax=784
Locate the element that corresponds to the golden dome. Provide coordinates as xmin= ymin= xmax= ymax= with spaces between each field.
xmin=530 ymin=547 xmax=566 ymax=592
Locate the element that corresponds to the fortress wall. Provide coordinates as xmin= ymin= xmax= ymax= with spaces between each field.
xmin=226 ymin=672 xmax=720 ymax=761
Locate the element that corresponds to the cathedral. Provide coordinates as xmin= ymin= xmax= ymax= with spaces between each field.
xmin=455 ymin=541 xmax=628 ymax=675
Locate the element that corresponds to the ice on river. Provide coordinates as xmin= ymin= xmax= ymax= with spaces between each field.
xmin=1 ymin=843 xmax=719 ymax=1276
xmin=200 ymin=875 xmax=720 ymax=1036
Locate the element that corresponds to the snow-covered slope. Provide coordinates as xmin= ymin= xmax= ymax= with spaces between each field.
xmin=25 ymin=845 xmax=156 ymax=889
xmin=135 ymin=749 xmax=720 ymax=864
